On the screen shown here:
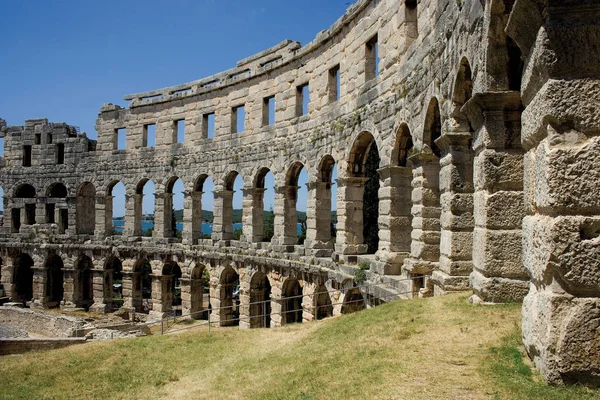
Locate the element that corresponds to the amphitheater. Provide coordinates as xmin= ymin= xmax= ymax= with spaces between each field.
xmin=0 ymin=0 xmax=598 ymax=387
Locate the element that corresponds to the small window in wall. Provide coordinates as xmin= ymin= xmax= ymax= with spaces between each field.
xmin=59 ymin=208 xmax=68 ymax=233
xmin=22 ymin=145 xmax=32 ymax=167
xmin=203 ymin=113 xmax=216 ymax=139
xmin=46 ymin=204 xmax=55 ymax=223
xmin=328 ymin=65 xmax=341 ymax=103
xmin=47 ymin=133 xmax=53 ymax=144
xmin=232 ymin=105 xmax=245 ymax=133
xmin=35 ymin=134 xmax=41 ymax=145
xmin=56 ymin=143 xmax=65 ymax=165
xmin=262 ymin=96 xmax=275 ymax=126
xmin=25 ymin=204 xmax=36 ymax=225
xmin=115 ymin=128 xmax=126 ymax=150
xmin=366 ymin=34 xmax=379 ymax=81
xmin=11 ymin=208 xmax=21 ymax=233
xmin=296 ymin=83 xmax=310 ymax=117
xmin=405 ymin=0 xmax=418 ymax=44
xmin=143 ymin=124 xmax=156 ymax=147
xmin=175 ymin=119 xmax=185 ymax=143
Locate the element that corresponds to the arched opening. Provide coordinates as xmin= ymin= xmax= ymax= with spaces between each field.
xmin=310 ymin=156 xmax=337 ymax=248
xmin=164 ymin=177 xmax=184 ymax=239
xmin=45 ymin=254 xmax=64 ymax=308
xmin=314 ymin=284 xmax=333 ymax=320
xmin=133 ymin=258 xmax=152 ymax=313
xmin=348 ymin=132 xmax=380 ymax=255
xmin=254 ymin=168 xmax=275 ymax=243
xmin=393 ymin=124 xmax=414 ymax=168
xmin=136 ymin=179 xmax=155 ymax=237
xmin=12 ymin=253 xmax=34 ymax=304
xmin=249 ymin=271 xmax=271 ymax=328
xmin=341 ymin=288 xmax=365 ymax=314
xmin=108 ymin=181 xmax=126 ymax=236
xmin=188 ymin=265 xmax=207 ymax=319
xmin=13 ymin=184 xmax=36 ymax=230
xmin=47 ymin=183 xmax=69 ymax=233
xmin=224 ymin=172 xmax=244 ymax=241
xmin=105 ymin=257 xmax=123 ymax=310
xmin=282 ymin=278 xmax=302 ymax=324
xmin=76 ymin=182 xmax=95 ymax=235
xmin=285 ymin=162 xmax=308 ymax=245
xmin=162 ymin=262 xmax=182 ymax=315
xmin=197 ymin=176 xmax=215 ymax=239
xmin=219 ymin=265 xmax=239 ymax=326
xmin=74 ymin=255 xmax=94 ymax=310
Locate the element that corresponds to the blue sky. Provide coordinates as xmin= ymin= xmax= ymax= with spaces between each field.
xmin=0 ymin=0 xmax=347 ymax=216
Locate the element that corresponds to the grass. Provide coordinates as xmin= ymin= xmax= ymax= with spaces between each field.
xmin=1 ymin=293 xmax=598 ymax=400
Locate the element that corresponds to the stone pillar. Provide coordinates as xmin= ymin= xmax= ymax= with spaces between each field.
xmin=507 ymin=2 xmax=600 ymax=386
xmin=31 ymin=267 xmax=45 ymax=309
xmin=376 ymin=166 xmax=413 ymax=274
xmin=35 ymin=202 xmax=45 ymax=225
xmin=212 ymin=188 xmax=233 ymax=241
xmin=242 ymin=187 xmax=264 ymax=243
xmin=403 ymin=152 xmax=441 ymax=276
xmin=180 ymin=277 xmax=204 ymax=319
xmin=150 ymin=275 xmax=170 ymax=317
xmin=430 ymin=133 xmax=474 ymax=294
xmin=124 ymin=193 xmax=141 ymax=237
xmin=1 ymin=257 xmax=15 ymax=300
xmin=272 ymin=185 xmax=299 ymax=246
xmin=305 ymin=181 xmax=334 ymax=256
xmin=335 ymin=177 xmax=368 ymax=255
xmin=238 ymin=275 xmax=251 ymax=329
xmin=89 ymin=269 xmax=109 ymax=313
xmin=183 ymin=191 xmax=202 ymax=245
xmin=95 ymin=195 xmax=111 ymax=236
xmin=154 ymin=192 xmax=170 ymax=238
xmin=61 ymin=267 xmax=76 ymax=309
xmin=269 ymin=282 xmax=284 ymax=328
xmin=301 ymin=282 xmax=315 ymax=323
xmin=462 ymin=92 xmax=527 ymax=303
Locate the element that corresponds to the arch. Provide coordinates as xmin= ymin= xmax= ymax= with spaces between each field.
xmin=14 ymin=184 xmax=36 ymax=198
xmin=187 ymin=264 xmax=207 ymax=319
xmin=452 ymin=57 xmax=473 ymax=107
xmin=348 ymin=131 xmax=377 ymax=177
xmin=74 ymin=255 xmax=94 ymax=310
xmin=286 ymin=162 xmax=305 ymax=187
xmin=107 ymin=181 xmax=126 ymax=235
xmin=224 ymin=171 xmax=240 ymax=191
xmin=44 ymin=254 xmax=64 ymax=307
xmin=12 ymin=253 xmax=34 ymax=304
xmin=105 ymin=256 xmax=123 ymax=310
xmin=47 ymin=182 xmax=68 ymax=198
xmin=282 ymin=277 xmax=303 ymax=324
xmin=423 ymin=98 xmax=442 ymax=157
xmin=76 ymin=182 xmax=96 ymax=235
xmin=249 ymin=271 xmax=271 ymax=328
xmin=133 ymin=258 xmax=152 ymax=313
xmin=391 ymin=123 xmax=414 ymax=167
xmin=162 ymin=261 xmax=182 ymax=314
xmin=314 ymin=284 xmax=333 ymax=320
xmin=218 ymin=265 xmax=240 ymax=326
xmin=136 ymin=179 xmax=155 ymax=237
xmin=318 ymin=155 xmax=336 ymax=184
xmin=281 ymin=162 xmax=308 ymax=245
xmin=222 ymin=172 xmax=243 ymax=240
xmin=310 ymin=155 xmax=338 ymax=247
xmin=341 ymin=288 xmax=365 ymax=314
xmin=252 ymin=167 xmax=275 ymax=243
xmin=196 ymin=175 xmax=214 ymax=239
xmin=164 ymin=177 xmax=184 ymax=239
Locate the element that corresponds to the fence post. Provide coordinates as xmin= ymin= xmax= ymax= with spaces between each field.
xmin=161 ymin=317 xmax=164 ymax=335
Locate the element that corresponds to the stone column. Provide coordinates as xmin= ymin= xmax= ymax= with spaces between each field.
xmin=507 ymin=2 xmax=600 ymax=386
xmin=238 ymin=276 xmax=251 ymax=329
xmin=269 ymin=282 xmax=284 ymax=328
xmin=61 ymin=267 xmax=76 ymax=309
xmin=180 ymin=277 xmax=204 ymax=319
xmin=124 ymin=193 xmax=141 ymax=237
xmin=430 ymin=133 xmax=474 ymax=294
xmin=182 ymin=191 xmax=202 ymax=245
xmin=305 ymin=181 xmax=334 ymax=257
xmin=31 ymin=266 xmax=45 ymax=309
xmin=95 ymin=195 xmax=111 ymax=236
xmin=403 ymin=152 xmax=441 ymax=276
xmin=335 ymin=177 xmax=368 ymax=255
xmin=462 ymin=92 xmax=527 ymax=303
xmin=301 ymin=282 xmax=315 ymax=323
xmin=242 ymin=188 xmax=265 ymax=243
xmin=35 ymin=202 xmax=45 ymax=225
xmin=153 ymin=192 xmax=171 ymax=238
xmin=272 ymin=185 xmax=299 ymax=247
xmin=89 ymin=269 xmax=109 ymax=313
xmin=1 ymin=257 xmax=15 ymax=301
xmin=212 ymin=188 xmax=233 ymax=241
xmin=150 ymin=275 xmax=169 ymax=317
xmin=377 ymin=166 xmax=413 ymax=275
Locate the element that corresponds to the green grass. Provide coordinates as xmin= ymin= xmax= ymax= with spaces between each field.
xmin=1 ymin=293 xmax=598 ymax=400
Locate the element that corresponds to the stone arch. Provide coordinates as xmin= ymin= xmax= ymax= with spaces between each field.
xmin=132 ymin=257 xmax=152 ymax=313
xmin=305 ymin=155 xmax=337 ymax=251
xmin=314 ymin=284 xmax=333 ymax=320
xmin=105 ymin=256 xmax=123 ymax=310
xmin=106 ymin=180 xmax=126 ymax=236
xmin=44 ymin=254 xmax=64 ymax=308
xmin=74 ymin=255 xmax=94 ymax=310
xmin=47 ymin=182 xmax=69 ymax=233
xmin=341 ymin=287 xmax=365 ymax=314
xmin=47 ymin=182 xmax=68 ymax=198
xmin=161 ymin=261 xmax=182 ymax=314
xmin=12 ymin=253 xmax=34 ymax=304
xmin=391 ymin=123 xmax=414 ymax=168
xmin=217 ymin=171 xmax=243 ymax=241
xmin=76 ymin=182 xmax=95 ymax=235
xmin=184 ymin=263 xmax=206 ymax=319
xmin=12 ymin=183 xmax=37 ymax=231
xmin=249 ymin=271 xmax=271 ymax=328
xmin=281 ymin=277 xmax=302 ymax=324
xmin=276 ymin=161 xmax=308 ymax=245
xmin=135 ymin=178 xmax=155 ymax=237
xmin=14 ymin=184 xmax=36 ymax=198
xmin=423 ymin=98 xmax=442 ymax=157
xmin=162 ymin=176 xmax=184 ymax=239
xmin=218 ymin=265 xmax=240 ymax=326
xmin=249 ymin=167 xmax=275 ymax=243
xmin=187 ymin=174 xmax=213 ymax=243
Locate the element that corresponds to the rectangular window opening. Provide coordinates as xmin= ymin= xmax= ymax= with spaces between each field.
xmin=366 ymin=34 xmax=380 ymax=81
xmin=203 ymin=113 xmax=215 ymax=139
xmin=262 ymin=96 xmax=275 ymax=126
xmin=143 ymin=124 xmax=156 ymax=147
xmin=175 ymin=119 xmax=185 ymax=143
xmin=59 ymin=208 xmax=68 ymax=233
xmin=22 ymin=145 xmax=32 ymax=167
xmin=296 ymin=83 xmax=310 ymax=117
xmin=328 ymin=65 xmax=341 ymax=103
xmin=115 ymin=128 xmax=126 ymax=150
xmin=406 ymin=0 xmax=419 ymax=42
xmin=46 ymin=203 xmax=55 ymax=224
xmin=232 ymin=105 xmax=245 ymax=133
xmin=57 ymin=143 xmax=65 ymax=165
xmin=34 ymin=134 xmax=41 ymax=145
xmin=25 ymin=204 xmax=36 ymax=225
xmin=47 ymin=133 xmax=53 ymax=144
xmin=11 ymin=208 xmax=21 ymax=233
